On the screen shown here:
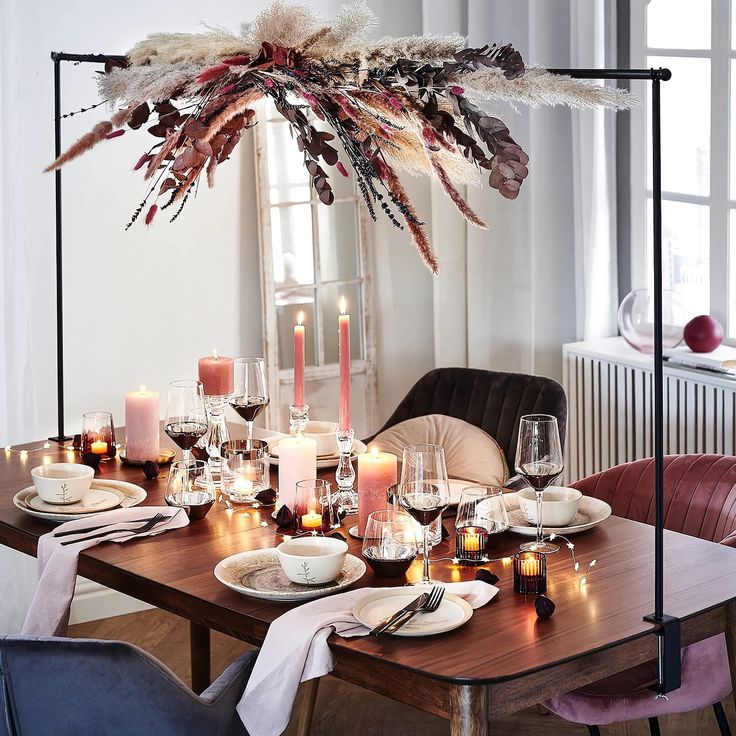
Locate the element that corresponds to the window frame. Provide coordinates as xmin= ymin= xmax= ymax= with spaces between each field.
xmin=627 ymin=0 xmax=732 ymax=335
xmin=253 ymin=104 xmax=377 ymax=431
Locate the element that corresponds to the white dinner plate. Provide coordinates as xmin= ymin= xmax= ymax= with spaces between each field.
xmin=13 ymin=480 xmax=147 ymax=524
xmin=26 ymin=487 xmax=123 ymax=514
xmin=268 ymin=438 xmax=367 ymax=469
xmin=353 ymin=588 xmax=473 ymax=637
xmin=503 ymin=492 xmax=612 ymax=536
xmin=214 ymin=549 xmax=366 ymax=602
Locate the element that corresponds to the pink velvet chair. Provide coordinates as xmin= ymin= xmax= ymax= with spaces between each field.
xmin=544 ymin=454 xmax=736 ymax=736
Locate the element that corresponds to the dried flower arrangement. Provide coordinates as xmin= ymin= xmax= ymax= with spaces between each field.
xmin=46 ymin=1 xmax=634 ymax=273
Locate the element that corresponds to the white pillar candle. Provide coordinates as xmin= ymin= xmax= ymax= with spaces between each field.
xmin=124 ymin=386 xmax=160 ymax=461
xmin=278 ymin=436 xmax=317 ymax=510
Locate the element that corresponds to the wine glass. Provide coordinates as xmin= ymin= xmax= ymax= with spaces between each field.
xmin=515 ymin=414 xmax=564 ymax=553
xmin=398 ymin=444 xmax=450 ymax=585
xmin=230 ymin=357 xmax=269 ymax=443
xmin=164 ymin=380 xmax=207 ymax=465
xmin=362 ymin=509 xmax=418 ymax=578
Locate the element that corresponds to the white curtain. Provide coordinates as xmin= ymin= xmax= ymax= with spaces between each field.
xmin=427 ymin=0 xmax=620 ymax=378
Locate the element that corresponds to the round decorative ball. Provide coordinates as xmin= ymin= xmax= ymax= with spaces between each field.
xmin=142 ymin=460 xmax=160 ymax=480
xmin=534 ymin=595 xmax=556 ymax=619
xmin=81 ymin=452 xmax=101 ymax=470
xmin=683 ymin=315 xmax=724 ymax=353
xmin=617 ymin=289 xmax=685 ymax=354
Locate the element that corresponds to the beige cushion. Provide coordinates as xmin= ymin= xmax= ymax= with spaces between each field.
xmin=371 ymin=414 xmax=508 ymax=485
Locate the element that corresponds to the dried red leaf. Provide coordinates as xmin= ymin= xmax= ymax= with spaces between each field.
xmin=145 ymin=204 xmax=158 ymax=225
xmin=194 ymin=139 xmax=213 ymax=157
xmin=195 ymin=65 xmax=230 ymax=85
xmin=222 ymin=55 xmax=251 ymax=66
xmin=133 ymin=153 xmax=152 ymax=171
xmin=184 ymin=118 xmax=207 ymax=139
xmin=128 ymin=102 xmax=150 ymax=130
xmin=159 ymin=178 xmax=177 ymax=195
xmin=336 ymin=161 xmax=349 ymax=177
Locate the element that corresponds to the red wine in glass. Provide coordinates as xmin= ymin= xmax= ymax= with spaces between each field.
xmin=399 ymin=494 xmax=446 ymax=526
xmin=362 ymin=548 xmax=417 ymax=578
xmin=165 ymin=421 xmax=208 ymax=451
xmin=517 ymin=461 xmax=561 ymax=490
xmin=229 ymin=396 xmax=270 ymax=423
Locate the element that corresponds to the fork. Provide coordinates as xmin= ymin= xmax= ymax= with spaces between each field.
xmin=60 ymin=513 xmax=165 ymax=546
xmin=380 ymin=586 xmax=445 ymax=636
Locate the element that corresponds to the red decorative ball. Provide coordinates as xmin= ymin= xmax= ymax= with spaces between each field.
xmin=683 ymin=315 xmax=724 ymax=353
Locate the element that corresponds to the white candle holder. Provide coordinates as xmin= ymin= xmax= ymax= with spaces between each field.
xmin=335 ymin=427 xmax=358 ymax=513
xmin=289 ymin=404 xmax=310 ymax=436
xmin=199 ymin=394 xmax=232 ymax=485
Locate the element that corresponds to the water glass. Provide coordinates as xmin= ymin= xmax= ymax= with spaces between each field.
xmin=165 ymin=460 xmax=215 ymax=520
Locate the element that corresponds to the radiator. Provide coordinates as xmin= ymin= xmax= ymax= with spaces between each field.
xmin=563 ymin=337 xmax=736 ymax=483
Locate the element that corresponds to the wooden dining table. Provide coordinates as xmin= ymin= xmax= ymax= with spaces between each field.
xmin=3 ymin=433 xmax=736 ymax=735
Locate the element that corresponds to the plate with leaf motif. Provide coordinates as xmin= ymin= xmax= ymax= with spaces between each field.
xmin=214 ymin=549 xmax=366 ymax=602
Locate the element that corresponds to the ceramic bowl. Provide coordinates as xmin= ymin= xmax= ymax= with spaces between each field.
xmin=304 ymin=421 xmax=339 ymax=456
xmin=517 ymin=486 xmax=582 ymax=528
xmin=276 ymin=536 xmax=348 ymax=585
xmin=31 ymin=463 xmax=94 ymax=504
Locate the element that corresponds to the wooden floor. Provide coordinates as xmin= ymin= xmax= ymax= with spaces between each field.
xmin=70 ymin=608 xmax=733 ymax=735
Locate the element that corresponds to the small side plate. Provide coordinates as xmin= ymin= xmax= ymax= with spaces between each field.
xmin=353 ymin=588 xmax=473 ymax=637
xmin=26 ymin=487 xmax=123 ymax=514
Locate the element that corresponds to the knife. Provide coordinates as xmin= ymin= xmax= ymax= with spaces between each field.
xmin=369 ymin=593 xmax=429 ymax=636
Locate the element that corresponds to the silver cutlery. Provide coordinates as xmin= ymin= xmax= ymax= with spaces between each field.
xmin=380 ymin=586 xmax=445 ymax=637
xmin=369 ymin=592 xmax=429 ymax=636
xmin=53 ymin=515 xmax=161 ymax=538
xmin=60 ymin=513 xmax=165 ymax=546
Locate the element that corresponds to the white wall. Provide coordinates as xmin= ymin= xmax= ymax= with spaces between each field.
xmin=0 ymin=0 xmax=436 ymax=445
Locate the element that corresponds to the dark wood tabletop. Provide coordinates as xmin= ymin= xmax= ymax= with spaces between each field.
xmin=3 ymin=430 xmax=736 ymax=733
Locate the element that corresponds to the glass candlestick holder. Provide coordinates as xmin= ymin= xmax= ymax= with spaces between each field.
xmin=196 ymin=394 xmax=232 ymax=485
xmin=289 ymin=404 xmax=309 ymax=436
xmin=335 ymin=427 xmax=358 ymax=514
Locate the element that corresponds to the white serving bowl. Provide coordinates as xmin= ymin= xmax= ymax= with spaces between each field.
xmin=31 ymin=463 xmax=95 ymax=504
xmin=305 ymin=421 xmax=339 ymax=456
xmin=276 ymin=536 xmax=348 ymax=585
xmin=517 ymin=486 xmax=583 ymax=528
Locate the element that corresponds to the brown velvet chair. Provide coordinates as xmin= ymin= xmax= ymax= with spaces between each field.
xmin=368 ymin=367 xmax=567 ymax=472
xmin=546 ymin=454 xmax=736 ymax=736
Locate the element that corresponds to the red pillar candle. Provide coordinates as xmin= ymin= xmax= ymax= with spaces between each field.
xmin=338 ymin=296 xmax=351 ymax=431
xmin=198 ymin=350 xmax=234 ymax=396
xmin=357 ymin=447 xmax=398 ymax=536
xmin=293 ymin=313 xmax=306 ymax=407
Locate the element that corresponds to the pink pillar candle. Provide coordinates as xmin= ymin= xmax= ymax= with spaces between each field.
xmin=124 ymin=386 xmax=160 ymax=461
xmin=198 ymin=350 xmax=234 ymax=396
xmin=338 ymin=297 xmax=351 ymax=431
xmin=357 ymin=448 xmax=398 ymax=536
xmin=294 ymin=314 xmax=306 ymax=407
xmin=278 ymin=435 xmax=317 ymax=510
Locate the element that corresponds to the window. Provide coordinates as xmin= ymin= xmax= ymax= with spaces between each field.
xmin=255 ymin=100 xmax=376 ymax=433
xmin=628 ymin=0 xmax=732 ymax=332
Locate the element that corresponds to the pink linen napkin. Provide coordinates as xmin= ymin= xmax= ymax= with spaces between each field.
xmin=21 ymin=506 xmax=188 ymax=637
xmin=238 ymin=580 xmax=498 ymax=736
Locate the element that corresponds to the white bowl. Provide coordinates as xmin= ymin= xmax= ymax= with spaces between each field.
xmin=276 ymin=536 xmax=348 ymax=585
xmin=517 ymin=486 xmax=582 ymax=528
xmin=305 ymin=421 xmax=339 ymax=456
xmin=31 ymin=463 xmax=95 ymax=504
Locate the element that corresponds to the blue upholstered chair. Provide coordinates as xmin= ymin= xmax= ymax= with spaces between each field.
xmin=0 ymin=636 xmax=257 ymax=736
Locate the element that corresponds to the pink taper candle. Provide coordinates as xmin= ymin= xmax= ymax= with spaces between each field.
xmin=338 ymin=296 xmax=351 ymax=431
xmin=124 ymin=386 xmax=160 ymax=461
xmin=357 ymin=448 xmax=398 ymax=536
xmin=294 ymin=312 xmax=305 ymax=407
xmin=198 ymin=350 xmax=234 ymax=396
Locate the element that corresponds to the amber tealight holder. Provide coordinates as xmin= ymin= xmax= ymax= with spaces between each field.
xmin=295 ymin=479 xmax=339 ymax=534
xmin=455 ymin=525 xmax=489 ymax=565
xmin=513 ymin=551 xmax=547 ymax=594
xmin=81 ymin=411 xmax=116 ymax=462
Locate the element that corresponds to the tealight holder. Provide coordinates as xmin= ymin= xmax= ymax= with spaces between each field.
xmin=295 ymin=478 xmax=340 ymax=534
xmin=335 ymin=426 xmax=358 ymax=513
xmin=81 ymin=411 xmax=116 ymax=462
xmin=289 ymin=404 xmax=310 ymax=436
xmin=455 ymin=525 xmax=489 ymax=566
xmin=220 ymin=440 xmax=269 ymax=512
xmin=513 ymin=551 xmax=547 ymax=594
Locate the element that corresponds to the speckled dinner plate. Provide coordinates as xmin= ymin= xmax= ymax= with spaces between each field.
xmin=214 ymin=549 xmax=366 ymax=602
xmin=504 ymin=492 xmax=612 ymax=536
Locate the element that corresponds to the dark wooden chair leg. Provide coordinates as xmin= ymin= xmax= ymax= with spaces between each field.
xmin=585 ymin=726 xmax=601 ymax=736
xmin=714 ymin=701 xmax=733 ymax=736
xmin=190 ymin=621 xmax=211 ymax=695
xmin=295 ymin=678 xmax=320 ymax=736
xmin=648 ymin=716 xmax=661 ymax=736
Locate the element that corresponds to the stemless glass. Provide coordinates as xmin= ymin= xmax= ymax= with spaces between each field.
xmin=456 ymin=486 xmax=509 ymax=535
xmin=515 ymin=414 xmax=564 ymax=553
xmin=398 ymin=444 xmax=450 ymax=585
xmin=164 ymin=380 xmax=208 ymax=465
xmin=295 ymin=478 xmax=339 ymax=533
xmin=362 ymin=509 xmax=418 ymax=578
xmin=165 ymin=459 xmax=215 ymax=520
xmin=230 ymin=357 xmax=269 ymax=443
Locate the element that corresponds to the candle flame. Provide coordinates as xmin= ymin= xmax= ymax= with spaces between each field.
xmin=370 ymin=446 xmax=379 ymax=457
xmin=139 ymin=385 xmax=146 ymax=393
xmin=297 ymin=311 xmax=304 ymax=326
xmin=339 ymin=295 xmax=347 ymax=315
xmin=212 ymin=348 xmax=218 ymax=360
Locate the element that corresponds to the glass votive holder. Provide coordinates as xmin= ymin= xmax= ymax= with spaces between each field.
xmin=81 ymin=411 xmax=117 ymax=462
xmin=513 ymin=551 xmax=547 ymax=594
xmin=165 ymin=460 xmax=215 ymax=521
xmin=455 ymin=486 xmax=509 ymax=549
xmin=221 ymin=440 xmax=269 ymax=511
xmin=455 ymin=525 xmax=489 ymax=565
xmin=295 ymin=479 xmax=339 ymax=533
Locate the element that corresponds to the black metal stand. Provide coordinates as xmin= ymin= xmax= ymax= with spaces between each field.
xmin=49 ymin=54 xmax=678 ymax=692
